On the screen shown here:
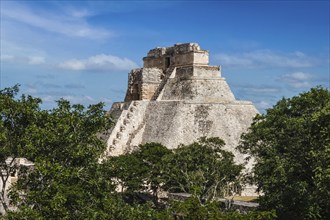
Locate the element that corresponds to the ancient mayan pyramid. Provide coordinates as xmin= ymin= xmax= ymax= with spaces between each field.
xmin=104 ymin=43 xmax=258 ymax=170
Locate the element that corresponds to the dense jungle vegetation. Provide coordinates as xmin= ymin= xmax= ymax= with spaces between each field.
xmin=1 ymin=85 xmax=329 ymax=219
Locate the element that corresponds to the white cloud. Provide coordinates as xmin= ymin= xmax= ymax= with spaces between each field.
xmin=25 ymin=88 xmax=38 ymax=94
xmin=1 ymin=40 xmax=47 ymax=65
xmin=100 ymin=97 xmax=113 ymax=104
xmin=59 ymin=54 xmax=139 ymax=71
xmin=0 ymin=54 xmax=14 ymax=61
xmin=28 ymin=56 xmax=45 ymax=64
xmin=100 ymin=97 xmax=113 ymax=109
xmin=1 ymin=54 xmax=45 ymax=65
xmin=285 ymin=72 xmax=312 ymax=81
xmin=40 ymin=94 xmax=113 ymax=111
xmin=255 ymin=101 xmax=272 ymax=111
xmin=279 ymin=72 xmax=314 ymax=88
xmin=238 ymin=85 xmax=281 ymax=94
xmin=64 ymin=84 xmax=85 ymax=89
xmin=215 ymin=50 xmax=317 ymax=68
xmin=63 ymin=95 xmax=95 ymax=102
xmin=59 ymin=60 xmax=85 ymax=70
xmin=255 ymin=101 xmax=272 ymax=109
xmin=70 ymin=9 xmax=94 ymax=18
xmin=42 ymin=95 xmax=96 ymax=104
xmin=41 ymin=94 xmax=113 ymax=110
xmin=43 ymin=96 xmax=55 ymax=102
xmin=1 ymin=2 xmax=112 ymax=39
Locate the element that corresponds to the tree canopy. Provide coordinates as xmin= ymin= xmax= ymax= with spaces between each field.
xmin=105 ymin=138 xmax=243 ymax=205
xmin=238 ymin=87 xmax=330 ymax=220
xmin=1 ymin=85 xmax=115 ymax=219
xmin=162 ymin=137 xmax=243 ymax=203
xmin=0 ymin=85 xmax=42 ymax=213
xmin=1 ymin=85 xmax=278 ymax=219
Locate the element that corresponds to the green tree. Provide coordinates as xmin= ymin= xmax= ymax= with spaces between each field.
xmin=101 ymin=140 xmax=275 ymax=220
xmin=106 ymin=153 xmax=147 ymax=193
xmin=162 ymin=137 xmax=243 ymax=204
xmin=1 ymin=86 xmax=115 ymax=219
xmin=133 ymin=143 xmax=172 ymax=200
xmin=0 ymin=85 xmax=41 ymax=214
xmin=238 ymin=87 xmax=330 ymax=219
xmin=104 ymin=143 xmax=171 ymax=204
xmin=169 ymin=197 xmax=276 ymax=220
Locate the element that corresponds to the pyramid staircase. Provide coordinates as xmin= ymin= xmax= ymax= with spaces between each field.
xmin=152 ymin=67 xmax=176 ymax=100
xmin=102 ymin=101 xmax=148 ymax=158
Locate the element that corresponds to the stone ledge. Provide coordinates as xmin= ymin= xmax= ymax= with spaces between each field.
xmin=175 ymin=77 xmax=225 ymax=81
xmin=125 ymin=100 xmax=254 ymax=105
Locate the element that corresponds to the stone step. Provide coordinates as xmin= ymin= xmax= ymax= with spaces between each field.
xmin=109 ymin=145 xmax=115 ymax=151
xmin=112 ymin=139 xmax=119 ymax=145
xmin=129 ymin=107 xmax=135 ymax=112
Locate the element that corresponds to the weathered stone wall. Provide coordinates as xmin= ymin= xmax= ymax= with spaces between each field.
xmin=124 ymin=69 xmax=142 ymax=101
xmin=192 ymin=51 xmax=209 ymax=66
xmin=140 ymin=68 xmax=163 ymax=100
xmin=143 ymin=56 xmax=165 ymax=69
xmin=127 ymin=43 xmax=212 ymax=102
xmin=152 ymin=65 xmax=230 ymax=102
xmin=104 ymin=100 xmax=257 ymax=168
xmin=171 ymin=51 xmax=209 ymax=67
xmin=140 ymin=84 xmax=158 ymax=100
xmin=125 ymin=68 xmax=162 ymax=101
xmin=160 ymin=77 xmax=236 ymax=103
xmin=173 ymin=66 xmax=221 ymax=80
xmin=141 ymin=68 xmax=163 ymax=82
xmin=143 ymin=43 xmax=209 ymax=71
xmin=140 ymin=101 xmax=257 ymax=166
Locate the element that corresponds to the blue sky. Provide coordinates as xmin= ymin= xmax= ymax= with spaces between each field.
xmin=1 ymin=0 xmax=329 ymax=113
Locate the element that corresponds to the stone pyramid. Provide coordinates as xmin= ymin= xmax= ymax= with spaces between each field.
xmin=104 ymin=43 xmax=258 ymax=171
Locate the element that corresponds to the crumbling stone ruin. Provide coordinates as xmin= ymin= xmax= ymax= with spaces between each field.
xmin=103 ymin=43 xmax=258 ymax=194
xmin=0 ymin=158 xmax=34 ymax=214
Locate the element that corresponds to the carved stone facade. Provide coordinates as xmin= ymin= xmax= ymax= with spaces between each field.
xmin=143 ymin=43 xmax=208 ymax=71
xmin=124 ymin=43 xmax=210 ymax=102
xmin=124 ymin=68 xmax=163 ymax=101
xmin=104 ymin=43 xmax=259 ymax=196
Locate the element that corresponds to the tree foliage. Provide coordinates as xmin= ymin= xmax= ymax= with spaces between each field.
xmin=169 ymin=197 xmax=276 ymax=220
xmin=0 ymin=85 xmax=42 ymax=214
xmin=238 ymin=87 xmax=330 ymax=219
xmin=1 ymin=85 xmax=277 ymax=219
xmin=104 ymin=139 xmax=274 ymax=219
xmin=103 ymin=143 xmax=172 ymax=204
xmin=106 ymin=137 xmax=243 ymax=205
xmin=162 ymin=137 xmax=243 ymax=203
xmin=1 ymin=85 xmax=114 ymax=219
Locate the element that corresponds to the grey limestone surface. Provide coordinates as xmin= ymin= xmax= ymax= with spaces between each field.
xmin=103 ymin=43 xmax=259 ymax=196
